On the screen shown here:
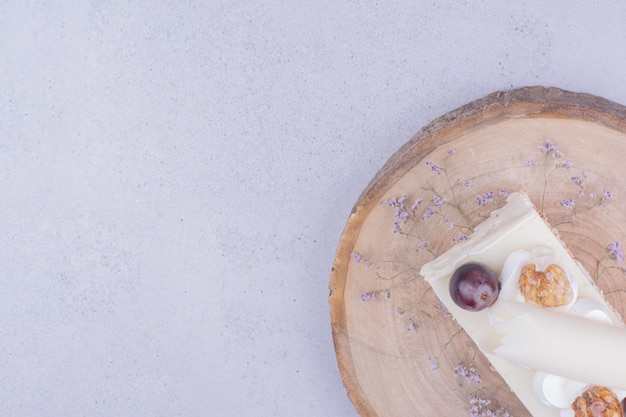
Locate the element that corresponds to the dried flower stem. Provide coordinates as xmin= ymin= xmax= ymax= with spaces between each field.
xmin=430 ymin=327 xmax=463 ymax=365
xmin=397 ymin=286 xmax=434 ymax=319
xmin=443 ymin=164 xmax=474 ymax=233
xmin=595 ymin=242 xmax=626 ymax=283
xmin=398 ymin=229 xmax=437 ymax=258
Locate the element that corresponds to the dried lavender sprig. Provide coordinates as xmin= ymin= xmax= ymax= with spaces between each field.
xmin=539 ymin=139 xmax=564 ymax=211
xmin=595 ymin=241 xmax=626 ymax=283
xmin=608 ymin=241 xmax=624 ymax=264
xmin=350 ymin=252 xmax=418 ymax=272
xmin=427 ymin=327 xmax=463 ymax=371
xmin=527 ymin=138 xmax=571 ymax=213
xmin=553 ymin=179 xmax=612 ymax=228
xmin=422 ymin=182 xmax=473 ymax=233
xmin=467 ymin=393 xmax=511 ymax=417
xmin=379 ymin=195 xmax=437 ymax=256
xmin=454 ymin=362 xmax=482 ymax=385
xmin=475 ymin=191 xmax=494 ymax=207
xmin=426 ymin=161 xmax=443 ymax=175
xmin=360 ymin=289 xmax=392 ymax=302
xmin=538 ymin=138 xmax=563 ymax=158
xmin=559 ymin=198 xmax=575 ymax=210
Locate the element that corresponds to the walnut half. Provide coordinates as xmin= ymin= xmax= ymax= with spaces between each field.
xmin=571 ymin=386 xmax=623 ymax=417
xmin=518 ymin=263 xmax=572 ymax=307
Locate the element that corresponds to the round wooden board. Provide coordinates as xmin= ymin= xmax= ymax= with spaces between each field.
xmin=329 ymin=86 xmax=626 ymax=417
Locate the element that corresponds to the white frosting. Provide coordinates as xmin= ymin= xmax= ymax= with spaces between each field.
xmin=569 ymin=298 xmax=614 ymax=325
xmin=533 ymin=372 xmax=587 ymax=408
xmin=419 ymin=192 xmax=626 ymax=417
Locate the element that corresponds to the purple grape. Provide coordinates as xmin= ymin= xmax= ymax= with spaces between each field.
xmin=449 ymin=263 xmax=500 ymax=311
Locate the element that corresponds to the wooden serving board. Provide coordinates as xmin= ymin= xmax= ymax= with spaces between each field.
xmin=329 ymin=86 xmax=626 ymax=417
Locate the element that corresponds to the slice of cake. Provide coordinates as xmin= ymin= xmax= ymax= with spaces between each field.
xmin=419 ymin=191 xmax=626 ymax=417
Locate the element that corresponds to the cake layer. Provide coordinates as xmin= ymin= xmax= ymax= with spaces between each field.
xmin=419 ymin=192 xmax=625 ymax=417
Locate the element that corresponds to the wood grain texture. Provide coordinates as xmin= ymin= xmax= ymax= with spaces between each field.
xmin=329 ymin=86 xmax=626 ymax=417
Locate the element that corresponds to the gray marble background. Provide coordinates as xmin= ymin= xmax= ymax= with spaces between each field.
xmin=2 ymin=1 xmax=626 ymax=416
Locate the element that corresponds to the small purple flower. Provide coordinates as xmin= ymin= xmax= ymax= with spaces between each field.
xmin=571 ymin=176 xmax=585 ymax=187
xmin=381 ymin=195 xmax=408 ymax=217
xmin=498 ymin=188 xmax=508 ymax=198
xmin=445 ymin=218 xmax=454 ymax=228
xmin=428 ymin=356 xmax=439 ymax=370
xmin=417 ymin=241 xmax=428 ymax=250
xmin=394 ymin=307 xmax=403 ymax=317
xmin=475 ymin=191 xmax=494 ymax=207
xmin=560 ymin=159 xmax=572 ymax=168
xmin=523 ymin=158 xmax=537 ymax=167
xmin=559 ymin=198 xmax=575 ymax=210
xmin=469 ymin=394 xmax=491 ymax=408
xmin=421 ymin=207 xmax=435 ymax=221
xmin=462 ymin=179 xmax=472 ymax=187
xmin=467 ymin=394 xmax=509 ymax=417
xmin=602 ymin=189 xmax=612 ymax=200
xmin=360 ymin=292 xmax=372 ymax=302
xmin=410 ymin=197 xmax=424 ymax=213
xmin=495 ymin=409 xmax=510 ymax=417
xmin=608 ymin=241 xmax=624 ymax=264
xmin=448 ymin=147 xmax=457 ymax=155
xmin=468 ymin=395 xmax=492 ymax=417
xmin=351 ymin=252 xmax=366 ymax=265
xmin=382 ymin=194 xmax=415 ymax=233
xmin=538 ymin=139 xmax=555 ymax=153
xmin=382 ymin=289 xmax=391 ymax=300
xmin=433 ymin=193 xmax=447 ymax=207
xmin=453 ymin=234 xmax=469 ymax=244
xmin=454 ymin=362 xmax=482 ymax=384
xmin=407 ymin=317 xmax=417 ymax=333
xmin=426 ymin=161 xmax=442 ymax=175
xmin=439 ymin=300 xmax=451 ymax=317
xmin=539 ymin=139 xmax=563 ymax=158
